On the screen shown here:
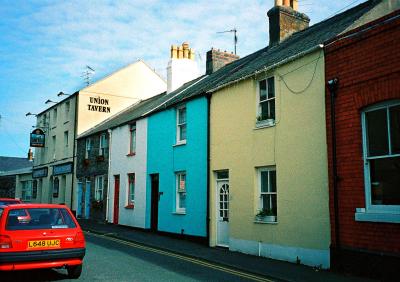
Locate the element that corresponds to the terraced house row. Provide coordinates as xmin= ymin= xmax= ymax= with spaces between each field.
xmin=18 ymin=0 xmax=399 ymax=278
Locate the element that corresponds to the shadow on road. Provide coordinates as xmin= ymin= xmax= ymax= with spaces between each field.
xmin=1 ymin=268 xmax=69 ymax=281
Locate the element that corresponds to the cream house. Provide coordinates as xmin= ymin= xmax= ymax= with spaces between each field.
xmin=19 ymin=60 xmax=166 ymax=215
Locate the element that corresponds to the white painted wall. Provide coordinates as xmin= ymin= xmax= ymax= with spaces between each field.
xmin=167 ymin=58 xmax=199 ymax=93
xmin=108 ymin=118 xmax=148 ymax=228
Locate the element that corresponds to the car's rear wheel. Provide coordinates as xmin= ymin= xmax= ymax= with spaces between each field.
xmin=67 ymin=264 xmax=82 ymax=279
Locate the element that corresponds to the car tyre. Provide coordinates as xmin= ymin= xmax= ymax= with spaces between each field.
xmin=67 ymin=264 xmax=82 ymax=279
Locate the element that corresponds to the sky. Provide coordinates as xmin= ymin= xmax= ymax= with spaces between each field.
xmin=0 ymin=0 xmax=366 ymax=158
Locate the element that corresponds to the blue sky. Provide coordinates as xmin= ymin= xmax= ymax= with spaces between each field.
xmin=0 ymin=0 xmax=365 ymax=157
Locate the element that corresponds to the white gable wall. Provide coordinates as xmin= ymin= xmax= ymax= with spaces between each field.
xmin=108 ymin=118 xmax=148 ymax=228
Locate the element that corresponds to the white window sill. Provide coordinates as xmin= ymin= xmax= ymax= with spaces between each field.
xmin=355 ymin=208 xmax=400 ymax=223
xmin=254 ymin=216 xmax=277 ymax=224
xmin=254 ymin=219 xmax=278 ymax=224
xmin=173 ymin=211 xmax=186 ymax=215
xmin=254 ymin=119 xmax=275 ymax=129
xmin=174 ymin=140 xmax=186 ymax=147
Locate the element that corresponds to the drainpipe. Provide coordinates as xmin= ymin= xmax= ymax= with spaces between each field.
xmin=106 ymin=129 xmax=112 ymax=222
xmin=206 ymin=94 xmax=211 ymax=243
xmin=71 ymin=94 xmax=79 ymax=215
xmin=327 ymin=78 xmax=340 ymax=252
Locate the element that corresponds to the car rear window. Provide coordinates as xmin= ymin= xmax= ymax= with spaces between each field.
xmin=6 ymin=208 xmax=76 ymax=230
xmin=0 ymin=200 xmax=20 ymax=205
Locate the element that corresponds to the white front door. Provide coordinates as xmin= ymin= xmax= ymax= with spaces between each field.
xmin=216 ymin=180 xmax=229 ymax=247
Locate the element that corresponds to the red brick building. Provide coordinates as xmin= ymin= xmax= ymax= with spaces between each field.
xmin=324 ymin=10 xmax=400 ymax=280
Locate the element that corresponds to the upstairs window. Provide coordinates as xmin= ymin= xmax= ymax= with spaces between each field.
xmin=85 ymin=138 xmax=92 ymax=159
xmin=257 ymin=77 xmax=275 ymax=125
xmin=52 ymin=135 xmax=56 ymax=159
xmin=362 ymin=101 xmax=400 ymax=211
xmin=129 ymin=124 xmax=136 ymax=155
xmin=53 ymin=108 xmax=58 ymax=125
xmin=99 ymin=133 xmax=108 ymax=156
xmin=176 ymin=106 xmax=187 ymax=144
xmin=65 ymin=101 xmax=70 ymax=119
xmin=176 ymin=172 xmax=186 ymax=213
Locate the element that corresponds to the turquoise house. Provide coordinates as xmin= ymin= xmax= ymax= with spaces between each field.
xmin=146 ymin=91 xmax=208 ymax=238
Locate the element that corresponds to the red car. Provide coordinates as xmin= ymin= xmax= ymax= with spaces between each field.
xmin=0 ymin=204 xmax=85 ymax=279
xmin=0 ymin=198 xmax=22 ymax=205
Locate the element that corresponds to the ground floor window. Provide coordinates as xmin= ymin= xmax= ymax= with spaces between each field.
xmin=52 ymin=177 xmax=59 ymax=198
xmin=176 ymin=172 xmax=186 ymax=213
xmin=32 ymin=180 xmax=38 ymax=199
xmin=257 ymin=167 xmax=277 ymax=222
xmin=362 ymin=101 xmax=400 ymax=212
xmin=21 ymin=180 xmax=32 ymax=202
xmin=127 ymin=173 xmax=135 ymax=206
xmin=95 ymin=175 xmax=104 ymax=201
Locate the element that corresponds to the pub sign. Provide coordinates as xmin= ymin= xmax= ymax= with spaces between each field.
xmin=30 ymin=128 xmax=45 ymax=147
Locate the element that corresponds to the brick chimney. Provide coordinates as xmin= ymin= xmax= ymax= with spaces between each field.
xmin=167 ymin=42 xmax=199 ymax=93
xmin=206 ymin=48 xmax=239 ymax=75
xmin=267 ymin=0 xmax=310 ymax=47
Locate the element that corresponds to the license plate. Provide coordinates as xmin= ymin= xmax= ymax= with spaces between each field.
xmin=28 ymin=239 xmax=60 ymax=249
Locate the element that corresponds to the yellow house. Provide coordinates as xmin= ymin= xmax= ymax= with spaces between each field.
xmin=207 ymin=0 xmax=391 ymax=268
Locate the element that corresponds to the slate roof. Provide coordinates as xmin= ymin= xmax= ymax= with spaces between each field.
xmin=152 ymin=0 xmax=379 ymax=109
xmin=77 ymin=0 xmax=381 ymax=137
xmin=78 ymin=75 xmax=207 ymax=138
xmin=0 ymin=157 xmax=32 ymax=173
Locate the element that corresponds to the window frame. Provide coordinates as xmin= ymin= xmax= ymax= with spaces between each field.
xmin=52 ymin=177 xmax=59 ymax=198
xmin=99 ymin=133 xmax=108 ymax=156
xmin=65 ymin=101 xmax=70 ymax=119
xmin=257 ymin=167 xmax=277 ymax=222
xmin=32 ymin=180 xmax=38 ymax=199
xmin=85 ymin=138 xmax=92 ymax=159
xmin=256 ymin=77 xmax=275 ymax=127
xmin=361 ymin=100 xmax=400 ymax=214
xmin=127 ymin=173 xmax=135 ymax=207
xmin=129 ymin=123 xmax=136 ymax=155
xmin=176 ymin=105 xmax=187 ymax=144
xmin=94 ymin=175 xmax=104 ymax=201
xmin=53 ymin=108 xmax=58 ymax=125
xmin=175 ymin=171 xmax=187 ymax=213
xmin=21 ymin=180 xmax=33 ymax=202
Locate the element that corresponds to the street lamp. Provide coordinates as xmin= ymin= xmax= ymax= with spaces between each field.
xmin=25 ymin=112 xmax=38 ymax=117
xmin=45 ymin=99 xmax=58 ymax=104
xmin=57 ymin=91 xmax=71 ymax=97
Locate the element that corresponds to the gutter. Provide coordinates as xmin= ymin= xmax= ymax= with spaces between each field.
xmin=207 ymin=44 xmax=324 ymax=94
xmin=141 ymin=75 xmax=208 ymax=117
xmin=327 ymin=78 xmax=340 ymax=251
xmin=70 ymin=93 xmax=79 ymax=213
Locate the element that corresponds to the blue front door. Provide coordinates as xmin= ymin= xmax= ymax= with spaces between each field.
xmin=85 ymin=181 xmax=91 ymax=219
xmin=77 ymin=182 xmax=83 ymax=218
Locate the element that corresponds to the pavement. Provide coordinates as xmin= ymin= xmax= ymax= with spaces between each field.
xmin=78 ymin=219 xmax=372 ymax=282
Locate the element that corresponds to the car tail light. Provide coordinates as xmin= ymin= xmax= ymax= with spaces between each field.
xmin=0 ymin=235 xmax=12 ymax=249
xmin=74 ymin=231 xmax=85 ymax=244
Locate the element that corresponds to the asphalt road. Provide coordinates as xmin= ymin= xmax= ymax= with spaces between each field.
xmin=1 ymin=233 xmax=273 ymax=282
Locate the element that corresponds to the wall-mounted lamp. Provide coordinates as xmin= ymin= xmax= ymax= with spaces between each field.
xmin=57 ymin=91 xmax=71 ymax=97
xmin=25 ymin=112 xmax=38 ymax=117
xmin=45 ymin=99 xmax=58 ymax=104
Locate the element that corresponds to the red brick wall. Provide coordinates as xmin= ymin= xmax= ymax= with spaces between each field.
xmin=325 ymin=11 xmax=400 ymax=254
